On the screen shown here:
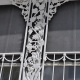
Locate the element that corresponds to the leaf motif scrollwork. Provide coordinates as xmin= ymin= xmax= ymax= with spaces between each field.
xmin=48 ymin=0 xmax=69 ymax=20
xmin=11 ymin=0 xmax=30 ymax=21
xmin=24 ymin=1 xmax=46 ymax=80
xmin=11 ymin=0 xmax=70 ymax=80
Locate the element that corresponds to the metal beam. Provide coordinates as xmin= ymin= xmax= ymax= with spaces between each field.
xmin=0 ymin=0 xmax=12 ymax=5
xmin=0 ymin=0 xmax=79 ymax=6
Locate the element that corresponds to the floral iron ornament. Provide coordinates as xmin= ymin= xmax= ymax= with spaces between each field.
xmin=9 ymin=0 xmax=70 ymax=80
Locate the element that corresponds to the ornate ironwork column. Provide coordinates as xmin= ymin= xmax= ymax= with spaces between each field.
xmin=10 ymin=0 xmax=70 ymax=80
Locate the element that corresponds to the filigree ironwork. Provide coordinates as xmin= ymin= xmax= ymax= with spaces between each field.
xmin=22 ymin=0 xmax=46 ymax=80
xmin=10 ymin=0 xmax=70 ymax=80
xmin=0 ymin=0 xmax=72 ymax=80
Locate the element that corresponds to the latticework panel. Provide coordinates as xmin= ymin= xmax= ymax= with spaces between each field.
xmin=0 ymin=53 xmax=21 ymax=80
xmin=42 ymin=52 xmax=80 ymax=80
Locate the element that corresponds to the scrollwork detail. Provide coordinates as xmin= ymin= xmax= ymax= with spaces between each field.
xmin=24 ymin=0 xmax=46 ymax=80
xmin=11 ymin=0 xmax=30 ymax=21
xmin=11 ymin=0 xmax=70 ymax=80
xmin=48 ymin=0 xmax=69 ymax=20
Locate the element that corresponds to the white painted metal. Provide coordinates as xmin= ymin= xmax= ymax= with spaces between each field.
xmin=63 ymin=53 xmax=66 ymax=80
xmin=0 ymin=63 xmax=20 ymax=66
xmin=8 ymin=55 xmax=14 ymax=80
xmin=46 ymin=52 xmax=80 ymax=61
xmin=46 ymin=51 xmax=80 ymax=54
xmin=44 ymin=63 xmax=80 ymax=66
xmin=0 ymin=53 xmax=21 ymax=80
xmin=18 ymin=0 xmax=31 ymax=79
xmin=74 ymin=54 xmax=76 ymax=80
xmin=52 ymin=54 xmax=55 ymax=80
xmin=41 ymin=0 xmax=49 ymax=80
xmin=0 ymin=54 xmax=5 ymax=80
xmin=0 ymin=0 xmax=79 ymax=80
xmin=0 ymin=0 xmax=12 ymax=5
xmin=45 ymin=52 xmax=80 ymax=80
xmin=0 ymin=52 xmax=21 ymax=55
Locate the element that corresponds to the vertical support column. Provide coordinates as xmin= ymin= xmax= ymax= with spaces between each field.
xmin=63 ymin=53 xmax=66 ymax=80
xmin=41 ymin=0 xmax=70 ymax=80
xmin=11 ymin=0 xmax=70 ymax=80
xmin=11 ymin=0 xmax=47 ymax=80
xmin=74 ymin=54 xmax=76 ymax=80
xmin=41 ymin=0 xmax=49 ymax=80
xmin=22 ymin=0 xmax=47 ymax=80
xmin=52 ymin=54 xmax=55 ymax=80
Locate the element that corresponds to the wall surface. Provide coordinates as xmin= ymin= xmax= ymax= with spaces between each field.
xmin=0 ymin=5 xmax=25 ymax=53
xmin=46 ymin=2 xmax=80 ymax=52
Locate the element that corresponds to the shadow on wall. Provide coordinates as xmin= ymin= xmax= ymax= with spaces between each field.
xmin=46 ymin=1 xmax=80 ymax=52
xmin=0 ymin=5 xmax=26 ymax=53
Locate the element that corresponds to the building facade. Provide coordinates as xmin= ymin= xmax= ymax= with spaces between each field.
xmin=0 ymin=0 xmax=80 ymax=80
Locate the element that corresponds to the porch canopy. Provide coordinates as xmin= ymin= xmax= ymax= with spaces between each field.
xmin=0 ymin=0 xmax=78 ymax=5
